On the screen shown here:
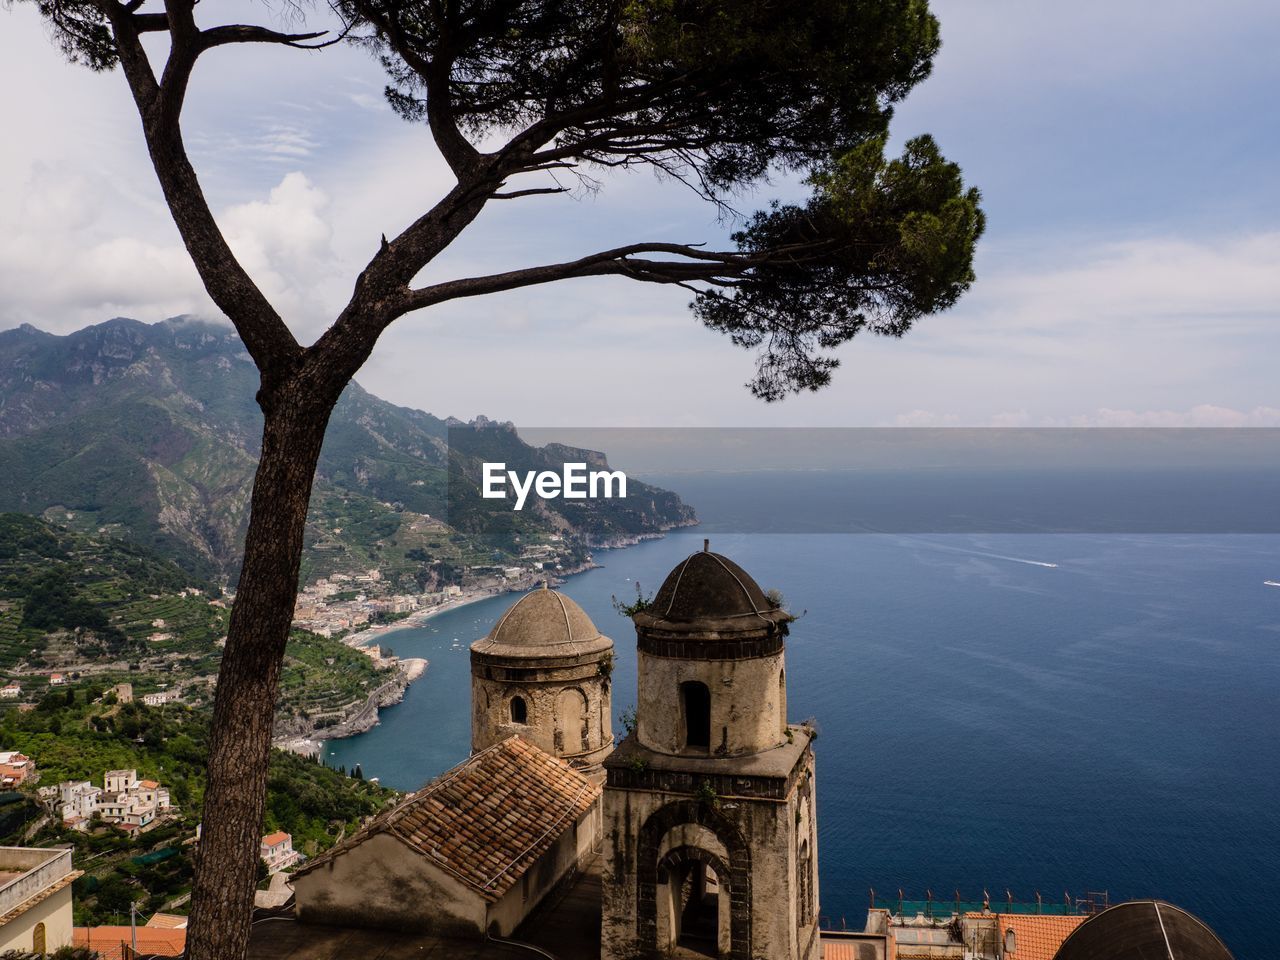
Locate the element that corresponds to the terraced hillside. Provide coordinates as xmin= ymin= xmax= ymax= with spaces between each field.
xmin=0 ymin=514 xmax=392 ymax=734
xmin=0 ymin=317 xmax=695 ymax=584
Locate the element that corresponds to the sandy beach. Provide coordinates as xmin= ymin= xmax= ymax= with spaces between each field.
xmin=342 ymin=588 xmax=495 ymax=649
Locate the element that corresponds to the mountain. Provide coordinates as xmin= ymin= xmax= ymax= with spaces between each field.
xmin=0 ymin=318 xmax=694 ymax=582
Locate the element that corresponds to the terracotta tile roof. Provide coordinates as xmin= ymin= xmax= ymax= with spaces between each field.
xmin=145 ymin=912 xmax=188 ymax=929
xmin=997 ymin=913 xmax=1086 ymax=960
xmin=75 ymin=925 xmax=187 ymax=959
xmin=139 ymin=779 xmax=160 ymax=789
xmin=299 ymin=736 xmax=598 ymax=903
xmin=261 ymin=830 xmax=291 ymax=847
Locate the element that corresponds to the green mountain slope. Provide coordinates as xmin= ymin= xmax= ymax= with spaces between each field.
xmin=0 ymin=318 xmax=694 ymax=582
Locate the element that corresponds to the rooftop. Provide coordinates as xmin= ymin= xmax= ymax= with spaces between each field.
xmin=471 ymin=586 xmax=612 ymax=659
xmin=635 ymin=546 xmax=792 ymax=635
xmin=296 ymin=737 xmax=599 ymax=903
xmin=0 ymin=847 xmax=80 ymax=926
xmin=1055 ymin=901 xmax=1234 ymax=960
xmin=75 ymin=926 xmax=186 ymax=959
xmin=997 ymin=914 xmax=1087 ymax=960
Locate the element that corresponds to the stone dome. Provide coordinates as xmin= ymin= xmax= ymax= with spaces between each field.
xmin=639 ymin=545 xmax=790 ymax=631
xmin=472 ymin=586 xmax=612 ymax=658
xmin=1054 ymin=902 xmax=1233 ymax=960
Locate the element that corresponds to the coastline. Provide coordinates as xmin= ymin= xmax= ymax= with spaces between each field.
xmin=273 ymin=656 xmax=428 ymax=758
xmin=340 ymin=587 xmax=498 ymax=649
xmin=279 ymin=526 xmax=692 ymax=757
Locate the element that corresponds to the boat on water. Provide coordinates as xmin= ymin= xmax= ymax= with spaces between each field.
xmin=1266 ymin=580 xmax=1280 ymax=587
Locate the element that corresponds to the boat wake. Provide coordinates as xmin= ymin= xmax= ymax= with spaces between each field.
xmin=896 ymin=537 xmax=1058 ymax=569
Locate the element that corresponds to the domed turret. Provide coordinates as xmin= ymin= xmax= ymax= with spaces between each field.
xmin=633 ymin=542 xmax=792 ymax=757
xmin=470 ymin=585 xmax=614 ymax=780
xmin=601 ymin=542 xmax=819 ymax=960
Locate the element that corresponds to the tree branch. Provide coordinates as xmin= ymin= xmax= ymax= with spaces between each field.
xmin=491 ymin=187 xmax=568 ymax=200
xmin=92 ymin=0 xmax=303 ymax=382
xmin=199 ymin=24 xmax=336 ymax=51
xmin=398 ymin=242 xmax=762 ymax=313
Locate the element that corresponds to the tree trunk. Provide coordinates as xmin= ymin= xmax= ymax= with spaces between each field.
xmin=184 ymin=383 xmax=334 ymax=960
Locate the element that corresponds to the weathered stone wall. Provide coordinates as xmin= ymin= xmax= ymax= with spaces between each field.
xmin=293 ymin=831 xmax=486 ymax=936
xmin=601 ymin=743 xmax=819 ymax=960
xmin=471 ymin=653 xmax=614 ymax=777
xmin=636 ymin=650 xmax=786 ymax=757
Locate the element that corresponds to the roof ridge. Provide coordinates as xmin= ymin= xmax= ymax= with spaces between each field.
xmin=705 ymin=551 xmax=772 ymax=622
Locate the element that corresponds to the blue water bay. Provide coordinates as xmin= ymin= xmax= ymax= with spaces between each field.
xmin=325 ymin=530 xmax=1280 ymax=958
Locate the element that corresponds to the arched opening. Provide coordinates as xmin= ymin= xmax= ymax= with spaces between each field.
xmin=681 ymin=681 xmax=711 ymax=750
xmin=797 ymin=839 xmax=812 ymax=927
xmin=638 ymin=801 xmax=752 ymax=960
xmin=510 ymin=696 xmax=528 ymax=724
xmin=33 ymin=922 xmax=45 ymax=955
xmin=658 ymin=847 xmax=728 ymax=958
xmin=555 ymin=688 xmax=589 ymax=754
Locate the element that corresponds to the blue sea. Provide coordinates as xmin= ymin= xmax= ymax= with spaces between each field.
xmin=325 ymin=523 xmax=1280 ymax=957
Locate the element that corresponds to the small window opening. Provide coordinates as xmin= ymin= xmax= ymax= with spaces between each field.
xmin=681 ymin=681 xmax=711 ymax=749
xmin=510 ymin=696 xmax=528 ymax=724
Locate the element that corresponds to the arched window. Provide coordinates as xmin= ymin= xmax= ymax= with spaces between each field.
xmin=681 ymin=681 xmax=711 ymax=750
xmin=510 ymin=696 xmax=528 ymax=724
xmin=33 ymin=922 xmax=45 ymax=955
xmin=797 ymin=841 xmax=812 ymax=926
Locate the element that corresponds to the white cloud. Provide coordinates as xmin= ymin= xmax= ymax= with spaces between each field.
xmin=3 ymin=1 xmax=1279 ymax=430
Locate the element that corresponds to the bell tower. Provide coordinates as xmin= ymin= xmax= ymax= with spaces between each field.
xmin=601 ymin=543 xmax=819 ymax=960
xmin=470 ymin=585 xmax=615 ymax=782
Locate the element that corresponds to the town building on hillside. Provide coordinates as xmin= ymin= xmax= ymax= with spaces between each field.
xmin=48 ymin=674 xmax=66 ymax=686
xmin=261 ymin=832 xmax=300 ymax=873
xmin=0 ymin=846 xmax=80 ymax=956
xmin=57 ymin=781 xmax=104 ymax=830
xmin=104 ymin=769 xmax=136 ymax=794
xmin=0 ymin=684 xmax=21 ymax=700
xmin=292 ymin=736 xmax=600 ymax=938
xmin=142 ymin=688 xmax=181 ymax=707
xmin=54 ymin=769 xmax=171 ymax=832
xmin=105 ymin=683 xmax=133 ymax=703
xmin=0 ymin=752 xmax=33 ymax=788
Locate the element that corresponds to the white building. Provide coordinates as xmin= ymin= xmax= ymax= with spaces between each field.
xmin=0 ymin=847 xmax=79 ymax=955
xmin=104 ymin=769 xmax=137 ymax=794
xmin=142 ymin=689 xmax=181 ymax=707
xmin=0 ymin=684 xmax=21 ymax=700
xmin=58 ymin=782 xmax=104 ymax=828
xmin=260 ymin=832 xmax=300 ymax=873
xmin=57 ymin=770 xmax=172 ymax=831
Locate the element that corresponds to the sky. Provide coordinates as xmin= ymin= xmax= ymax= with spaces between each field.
xmin=2 ymin=1 xmax=1279 ymax=428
